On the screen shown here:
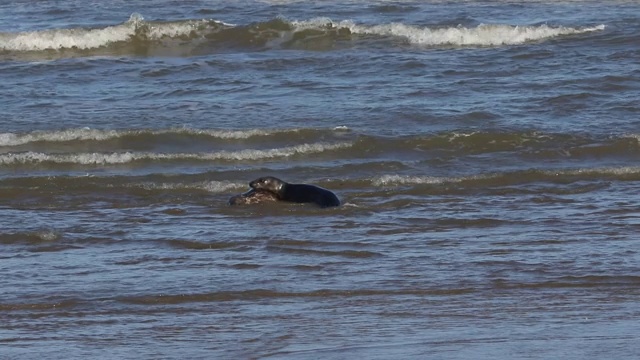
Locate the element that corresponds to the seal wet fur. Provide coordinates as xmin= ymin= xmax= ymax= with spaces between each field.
xmin=249 ymin=176 xmax=340 ymax=208
xmin=228 ymin=188 xmax=279 ymax=205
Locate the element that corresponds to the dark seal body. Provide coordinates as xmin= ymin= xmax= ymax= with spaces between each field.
xmin=228 ymin=188 xmax=279 ymax=205
xmin=249 ymin=176 xmax=340 ymax=208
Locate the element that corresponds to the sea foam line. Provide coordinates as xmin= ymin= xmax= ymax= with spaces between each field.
xmin=293 ymin=18 xmax=606 ymax=46
xmin=372 ymin=174 xmax=488 ymax=186
xmin=0 ymin=25 xmax=133 ymax=51
xmin=0 ymin=127 xmax=323 ymax=147
xmin=373 ymin=166 xmax=640 ymax=187
xmin=0 ymin=142 xmax=352 ymax=165
xmin=131 ymin=180 xmax=244 ymax=193
xmin=0 ymin=13 xmax=215 ymax=51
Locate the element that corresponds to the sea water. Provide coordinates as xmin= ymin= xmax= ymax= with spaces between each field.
xmin=1 ymin=1 xmax=640 ymax=358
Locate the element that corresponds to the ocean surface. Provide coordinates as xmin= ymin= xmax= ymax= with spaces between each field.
xmin=1 ymin=0 xmax=640 ymax=358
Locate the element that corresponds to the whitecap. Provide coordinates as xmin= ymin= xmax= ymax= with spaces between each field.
xmin=291 ymin=18 xmax=606 ymax=47
xmin=0 ymin=142 xmax=353 ymax=165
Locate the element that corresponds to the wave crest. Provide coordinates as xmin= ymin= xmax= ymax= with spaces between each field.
xmin=359 ymin=23 xmax=605 ymax=46
xmin=372 ymin=166 xmax=640 ymax=188
xmin=0 ymin=127 xmax=312 ymax=147
xmin=0 ymin=14 xmax=605 ymax=53
xmin=0 ymin=13 xmax=227 ymax=52
xmin=0 ymin=142 xmax=352 ymax=165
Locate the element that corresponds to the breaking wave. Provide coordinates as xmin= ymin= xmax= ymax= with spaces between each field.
xmin=0 ymin=127 xmax=327 ymax=147
xmin=0 ymin=13 xmax=229 ymax=52
xmin=0 ymin=13 xmax=606 ymax=55
xmin=0 ymin=142 xmax=352 ymax=165
xmin=292 ymin=18 xmax=606 ymax=46
xmin=372 ymin=166 xmax=640 ymax=187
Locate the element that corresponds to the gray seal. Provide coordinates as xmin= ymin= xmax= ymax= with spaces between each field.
xmin=228 ymin=188 xmax=279 ymax=205
xmin=249 ymin=176 xmax=340 ymax=208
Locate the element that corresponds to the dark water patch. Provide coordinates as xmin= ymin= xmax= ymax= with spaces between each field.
xmin=370 ymin=5 xmax=419 ymax=14
xmin=288 ymin=264 xmax=325 ymax=271
xmin=44 ymin=8 xmax=73 ymax=16
xmin=0 ymin=230 xmax=61 ymax=245
xmin=0 ymin=299 xmax=79 ymax=312
xmin=267 ymin=238 xmax=372 ymax=249
xmin=163 ymin=239 xmax=240 ymax=250
xmin=265 ymin=237 xmax=382 ymax=258
xmin=486 ymin=238 xmax=582 ymax=251
xmin=113 ymin=255 xmax=189 ymax=266
xmin=160 ymin=207 xmax=187 ymax=215
xmin=118 ymin=287 xmax=475 ymax=305
xmin=266 ymin=245 xmax=382 ymax=259
xmin=196 ymin=8 xmax=223 ymax=15
xmin=398 ymin=59 xmax=427 ymax=70
xmin=124 ymin=216 xmax=153 ymax=224
xmin=229 ymin=263 xmax=263 ymax=270
xmin=28 ymin=244 xmax=83 ymax=253
xmin=492 ymin=275 xmax=640 ymax=290
xmin=434 ymin=217 xmax=511 ymax=228
xmin=541 ymin=92 xmax=599 ymax=110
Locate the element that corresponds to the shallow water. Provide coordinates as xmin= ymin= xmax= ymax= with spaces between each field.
xmin=2 ymin=0 xmax=640 ymax=358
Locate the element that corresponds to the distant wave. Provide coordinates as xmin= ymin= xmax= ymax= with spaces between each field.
xmin=129 ymin=180 xmax=245 ymax=193
xmin=372 ymin=166 xmax=640 ymax=187
xmin=372 ymin=174 xmax=486 ymax=186
xmin=0 ymin=14 xmax=229 ymax=52
xmin=0 ymin=127 xmax=326 ymax=147
xmin=294 ymin=18 xmax=606 ymax=46
xmin=0 ymin=13 xmax=605 ymax=53
xmin=0 ymin=142 xmax=352 ymax=165
xmin=2 ymin=128 xmax=638 ymax=163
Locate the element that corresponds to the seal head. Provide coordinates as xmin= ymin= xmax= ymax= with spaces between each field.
xmin=249 ymin=176 xmax=285 ymax=194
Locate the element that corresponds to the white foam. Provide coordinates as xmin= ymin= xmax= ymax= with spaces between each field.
xmin=292 ymin=18 xmax=606 ymax=46
xmin=177 ymin=128 xmax=296 ymax=139
xmin=0 ymin=129 xmax=122 ymax=146
xmin=145 ymin=19 xmax=215 ymax=40
xmin=373 ymin=173 xmax=502 ymax=186
xmin=134 ymin=180 xmax=244 ymax=193
xmin=0 ymin=23 xmax=135 ymax=52
xmin=0 ymin=13 xmax=215 ymax=51
xmin=374 ymin=167 xmax=640 ymax=187
xmin=0 ymin=142 xmax=352 ymax=165
xmin=623 ymin=134 xmax=640 ymax=144
xmin=34 ymin=230 xmax=60 ymax=242
xmin=0 ymin=128 xmax=312 ymax=147
xmin=372 ymin=174 xmax=452 ymax=186
xmin=545 ymin=166 xmax=640 ymax=177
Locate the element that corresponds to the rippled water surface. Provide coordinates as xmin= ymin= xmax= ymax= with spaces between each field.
xmin=1 ymin=0 xmax=640 ymax=358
